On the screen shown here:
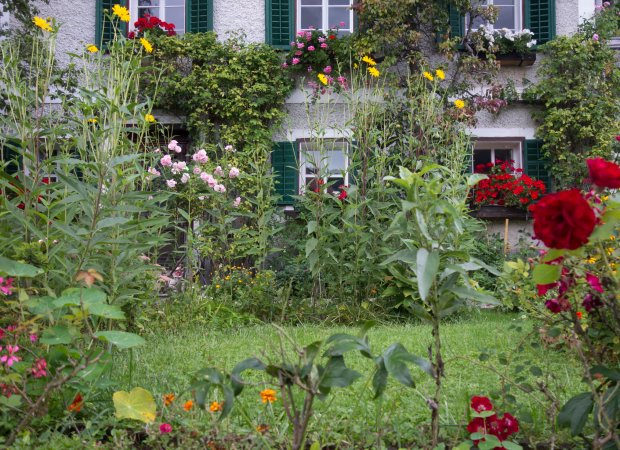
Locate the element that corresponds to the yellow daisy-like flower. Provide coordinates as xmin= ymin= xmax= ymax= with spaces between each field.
xmin=435 ymin=69 xmax=445 ymax=80
xmin=144 ymin=114 xmax=156 ymax=123
xmin=260 ymin=388 xmax=277 ymax=404
xmin=423 ymin=71 xmax=434 ymax=81
xmin=112 ymin=4 xmax=130 ymax=22
xmin=86 ymin=44 xmax=99 ymax=53
xmin=140 ymin=37 xmax=153 ymax=53
xmin=215 ymin=284 xmax=221 ymax=289
xmin=362 ymin=55 xmax=376 ymax=66
xmin=587 ymin=256 xmax=599 ymax=264
xmin=353 ymin=63 xmax=358 ymax=69
xmin=318 ymin=73 xmax=328 ymax=86
xmin=367 ymin=67 xmax=380 ymax=78
xmin=87 ymin=117 xmax=98 ymax=124
xmin=33 ymin=16 xmax=52 ymax=32
xmin=454 ymin=99 xmax=465 ymax=109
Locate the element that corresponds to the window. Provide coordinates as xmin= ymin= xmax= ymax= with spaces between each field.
xmin=130 ymin=0 xmax=187 ymax=35
xmin=473 ymin=141 xmax=522 ymax=172
xmin=297 ymin=0 xmax=354 ymax=35
xmin=468 ymin=0 xmax=522 ymax=31
xmin=299 ymin=140 xmax=349 ymax=195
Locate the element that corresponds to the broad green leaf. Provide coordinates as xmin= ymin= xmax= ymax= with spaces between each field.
xmin=309 ymin=442 xmax=321 ymax=450
xmin=449 ymin=286 xmax=498 ymax=305
xmin=372 ymin=359 xmax=388 ymax=399
xmin=87 ymin=303 xmax=125 ymax=320
xmin=96 ymin=217 xmax=131 ymax=230
xmin=558 ymin=392 xmax=593 ymax=436
xmin=306 ymin=238 xmax=318 ymax=257
xmin=95 ymin=331 xmax=145 ymax=349
xmin=320 ymin=356 xmax=361 ymax=388
xmin=54 ymin=288 xmax=107 ymax=308
xmin=532 ymin=264 xmax=561 ymax=285
xmin=231 ymin=358 xmax=266 ymax=395
xmin=0 ymin=256 xmax=43 ymax=277
xmin=501 ymin=441 xmax=523 ymax=450
xmin=416 ymin=248 xmax=439 ymax=301
xmin=40 ymin=325 xmax=73 ymax=345
xmin=113 ymin=387 xmax=156 ymax=423
xmin=381 ymin=249 xmax=417 ymax=266
xmin=383 ymin=343 xmax=432 ymax=387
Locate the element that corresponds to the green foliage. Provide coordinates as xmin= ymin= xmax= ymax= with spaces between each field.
xmin=524 ymin=16 xmax=620 ymax=189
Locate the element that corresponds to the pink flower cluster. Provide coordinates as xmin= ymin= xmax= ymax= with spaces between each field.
xmin=0 ymin=345 xmax=20 ymax=367
xmin=31 ymin=358 xmax=47 ymax=378
xmin=0 ymin=277 xmax=14 ymax=296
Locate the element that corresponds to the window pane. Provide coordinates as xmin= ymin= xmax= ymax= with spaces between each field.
xmin=494 ymin=6 xmax=515 ymax=29
xmin=326 ymin=177 xmax=345 ymax=194
xmin=328 ymin=7 xmax=350 ymax=29
xmin=167 ymin=0 xmax=184 ymax=5
xmin=301 ymin=7 xmax=322 ymax=29
xmin=493 ymin=0 xmax=514 ymax=5
xmin=165 ymin=7 xmax=185 ymax=28
xmin=474 ymin=150 xmax=492 ymax=169
xmin=329 ymin=0 xmax=350 ymax=5
xmin=138 ymin=7 xmax=159 ymax=18
xmin=301 ymin=0 xmax=322 ymax=5
xmin=494 ymin=149 xmax=512 ymax=163
xmin=326 ymin=151 xmax=346 ymax=173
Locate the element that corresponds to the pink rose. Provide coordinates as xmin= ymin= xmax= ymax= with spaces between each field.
xmin=166 ymin=179 xmax=177 ymax=188
xmin=292 ymin=58 xmax=300 ymax=65
xmin=214 ymin=166 xmax=224 ymax=177
xmin=308 ymin=45 xmax=315 ymax=51
xmin=160 ymin=155 xmax=172 ymax=167
xmin=229 ymin=167 xmax=240 ymax=178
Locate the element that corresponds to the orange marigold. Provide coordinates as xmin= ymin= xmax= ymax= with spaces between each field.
xmin=260 ymin=388 xmax=277 ymax=404
xmin=183 ymin=400 xmax=194 ymax=411
xmin=163 ymin=393 xmax=175 ymax=406
xmin=209 ymin=401 xmax=223 ymax=412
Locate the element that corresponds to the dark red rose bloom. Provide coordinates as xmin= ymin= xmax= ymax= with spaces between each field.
xmin=466 ymin=416 xmax=488 ymax=435
xmin=529 ymin=189 xmax=597 ymax=250
xmin=587 ymin=158 xmax=620 ymax=189
xmin=499 ymin=412 xmax=519 ymax=439
xmin=338 ymin=189 xmax=347 ymax=200
xmin=471 ymin=396 xmax=494 ymax=413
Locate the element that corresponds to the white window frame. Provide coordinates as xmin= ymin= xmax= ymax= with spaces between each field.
xmin=473 ymin=140 xmax=523 ymax=172
xmin=298 ymin=140 xmax=349 ymax=194
xmin=297 ymin=0 xmax=354 ymax=35
xmin=129 ymin=0 xmax=186 ymax=35
xmin=467 ymin=0 xmax=522 ymax=32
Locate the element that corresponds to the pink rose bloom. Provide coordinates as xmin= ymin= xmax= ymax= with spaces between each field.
xmin=173 ymin=145 xmax=182 ymax=153
xmin=193 ymin=166 xmax=202 ymax=175
xmin=214 ymin=166 xmax=224 ymax=177
xmin=290 ymin=41 xmax=296 ymax=46
xmin=593 ymin=33 xmax=599 ymax=41
xmin=281 ymin=62 xmax=289 ymax=68
xmin=229 ymin=167 xmax=240 ymax=178
xmin=297 ymin=42 xmax=305 ymax=49
xmin=603 ymin=1 xmax=610 ymax=6
xmin=160 ymin=423 xmax=172 ymax=434
xmin=320 ymin=43 xmax=328 ymax=49
xmin=166 ymin=179 xmax=177 ymax=188
xmin=318 ymin=37 xmax=326 ymax=43
xmin=181 ymin=173 xmax=190 ymax=184
xmin=167 ymin=140 xmax=178 ymax=151
xmin=308 ymin=45 xmax=315 ymax=51
xmin=208 ymin=177 xmax=217 ymax=187
xmin=148 ymin=167 xmax=160 ymax=176
xmin=200 ymin=172 xmax=210 ymax=182
xmin=324 ymin=66 xmax=332 ymax=74
xmin=214 ymin=184 xmax=226 ymax=193
xmin=192 ymin=149 xmax=209 ymax=164
xmin=295 ymin=51 xmax=303 ymax=56
xmin=160 ymin=154 xmax=172 ymax=167
xmin=297 ymin=31 xmax=305 ymax=36
xmin=154 ymin=148 xmax=161 ymax=153
xmin=292 ymin=57 xmax=300 ymax=65
xmin=233 ymin=197 xmax=241 ymax=208
xmin=225 ymin=144 xmax=235 ymax=152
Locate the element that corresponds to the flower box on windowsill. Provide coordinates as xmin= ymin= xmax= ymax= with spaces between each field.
xmin=495 ymin=52 xmax=536 ymax=67
xmin=472 ymin=205 xmax=529 ymax=220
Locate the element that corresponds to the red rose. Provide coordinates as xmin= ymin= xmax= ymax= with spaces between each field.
xmin=587 ymin=157 xmax=620 ymax=189
xmin=338 ymin=189 xmax=347 ymax=200
xmin=529 ymin=189 xmax=597 ymax=250
xmin=471 ymin=395 xmax=493 ymax=413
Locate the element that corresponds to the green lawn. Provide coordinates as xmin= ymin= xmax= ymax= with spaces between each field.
xmin=111 ymin=311 xmax=583 ymax=448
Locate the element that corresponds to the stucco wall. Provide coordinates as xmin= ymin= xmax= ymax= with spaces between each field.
xmin=485 ymin=219 xmax=537 ymax=251
xmin=213 ymin=0 xmax=265 ymax=43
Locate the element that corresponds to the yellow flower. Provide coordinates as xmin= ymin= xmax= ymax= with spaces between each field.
xmin=209 ymin=401 xmax=223 ymax=412
xmin=163 ymin=393 xmax=175 ymax=406
xmin=601 ymin=195 xmax=609 ymax=201
xmin=353 ymin=63 xmax=358 ymax=69
xmin=454 ymin=99 xmax=465 ymax=109
xmin=183 ymin=400 xmax=194 ymax=411
xmin=86 ymin=44 xmax=99 ymax=53
xmin=318 ymin=73 xmax=328 ymax=85
xmin=33 ymin=16 xmax=52 ymax=32
xmin=587 ymin=256 xmax=599 ymax=264
xmin=367 ymin=67 xmax=380 ymax=78
xmin=144 ymin=114 xmax=156 ymax=123
xmin=112 ymin=4 xmax=130 ymax=22
xmin=362 ymin=55 xmax=376 ymax=66
xmin=607 ymin=247 xmax=614 ymax=256
xmin=225 ymin=275 xmax=230 ymax=280
xmin=140 ymin=37 xmax=153 ymax=53
xmin=610 ymin=235 xmax=616 ymax=241
xmin=260 ymin=388 xmax=277 ymax=404
xmin=215 ymin=284 xmax=220 ymax=289
xmin=435 ymin=69 xmax=445 ymax=80
xmin=423 ymin=71 xmax=434 ymax=81
xmin=87 ymin=117 xmax=98 ymax=124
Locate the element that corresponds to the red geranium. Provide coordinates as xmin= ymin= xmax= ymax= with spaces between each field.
xmin=529 ymin=189 xmax=597 ymax=250
xmin=586 ymin=157 xmax=620 ymax=189
xmin=338 ymin=186 xmax=348 ymax=200
xmin=131 ymin=14 xmax=176 ymax=38
xmin=471 ymin=395 xmax=494 ymax=412
xmin=466 ymin=396 xmax=520 ymax=449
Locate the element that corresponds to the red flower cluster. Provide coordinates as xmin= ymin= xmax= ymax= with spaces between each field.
xmin=467 ymin=396 xmax=519 ymax=448
xmin=472 ymin=160 xmax=545 ymax=209
xmin=129 ymin=14 xmax=176 ymax=38
xmin=338 ymin=185 xmax=348 ymax=200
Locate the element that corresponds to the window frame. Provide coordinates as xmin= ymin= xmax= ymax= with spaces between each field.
xmin=467 ymin=0 xmax=523 ymax=32
xmin=129 ymin=0 xmax=187 ymax=35
xmin=473 ymin=139 xmax=523 ymax=172
xmin=298 ymin=139 xmax=350 ymax=195
xmin=296 ymin=0 xmax=355 ymax=35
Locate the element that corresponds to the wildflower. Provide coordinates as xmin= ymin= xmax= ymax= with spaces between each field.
xmin=181 ymin=173 xmax=190 ymax=184
xmin=183 ymin=400 xmax=194 ymax=411
xmin=160 ymin=154 xmax=173 ymax=167
xmin=318 ymin=73 xmax=328 ymax=85
xmin=297 ymin=42 xmax=305 ymax=49
xmin=320 ymin=43 xmax=328 ymax=49
xmin=140 ymin=37 xmax=153 ymax=53
xmin=163 ymin=393 xmax=175 ymax=406
xmin=576 ymin=311 xmax=583 ymax=319
xmin=367 ymin=67 xmax=380 ymax=78
xmin=148 ymin=167 xmax=161 ymax=177
xmin=159 ymin=423 xmax=172 ymax=434
xmin=87 ymin=117 xmax=98 ymax=124
xmin=193 ymin=166 xmax=202 ymax=175
xmin=454 ymin=99 xmax=465 ymax=109
xmin=225 ymin=144 xmax=236 ymax=152
xmin=281 ymin=62 xmax=289 ymax=69
xmin=0 ymin=277 xmax=14 ymax=296
xmin=31 ymin=358 xmax=47 ymax=378
xmin=214 ymin=166 xmax=224 ymax=177
xmin=592 ymin=33 xmax=599 ymax=41
xmin=229 ymin=167 xmax=240 ymax=178
xmin=215 ymin=284 xmax=220 ymax=289
xmin=145 ymin=114 xmax=156 ymax=123
xmin=435 ymin=69 xmax=445 ymax=80
xmin=423 ymin=71 xmax=434 ymax=81
xmin=166 ymin=179 xmax=177 ymax=188
xmin=112 ymin=4 xmax=130 ymax=22
xmin=362 ymin=55 xmax=376 ymax=66
xmin=209 ymin=401 xmax=223 ymax=412
xmin=471 ymin=396 xmax=494 ymax=413
xmin=68 ymin=393 xmax=83 ymax=412
xmin=233 ymin=197 xmax=241 ymax=208
xmin=324 ymin=65 xmax=332 ymax=74
xmin=33 ymin=16 xmax=52 ymax=32
xmin=260 ymin=388 xmax=277 ymax=404
xmin=86 ymin=44 xmax=99 ymax=53
xmin=0 ymin=345 xmax=19 ymax=367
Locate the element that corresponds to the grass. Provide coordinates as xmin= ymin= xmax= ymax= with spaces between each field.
xmin=110 ymin=310 xmax=583 ymax=448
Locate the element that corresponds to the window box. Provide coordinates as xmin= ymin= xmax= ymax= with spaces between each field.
xmin=495 ymin=52 xmax=536 ymax=66
xmin=472 ymin=205 xmax=529 ymax=220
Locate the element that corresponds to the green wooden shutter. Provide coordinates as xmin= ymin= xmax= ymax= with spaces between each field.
xmin=448 ymin=4 xmax=464 ymax=38
xmin=266 ymin=0 xmax=294 ymax=50
xmin=524 ymin=139 xmax=552 ymax=191
xmin=95 ymin=0 xmax=126 ymax=48
xmin=525 ymin=0 xmax=556 ymax=45
xmin=187 ymin=0 xmax=213 ymax=33
xmin=272 ymin=142 xmax=298 ymax=205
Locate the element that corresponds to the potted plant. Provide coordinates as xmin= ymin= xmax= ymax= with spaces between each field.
xmin=471 ymin=159 xmax=546 ymax=219
xmin=472 ymin=27 xmax=537 ymax=66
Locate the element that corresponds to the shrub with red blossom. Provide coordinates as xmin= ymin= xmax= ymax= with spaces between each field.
xmin=129 ymin=14 xmax=176 ymax=39
xmin=472 ymin=160 xmax=546 ymax=209
xmin=465 ymin=396 xmax=520 ymax=449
